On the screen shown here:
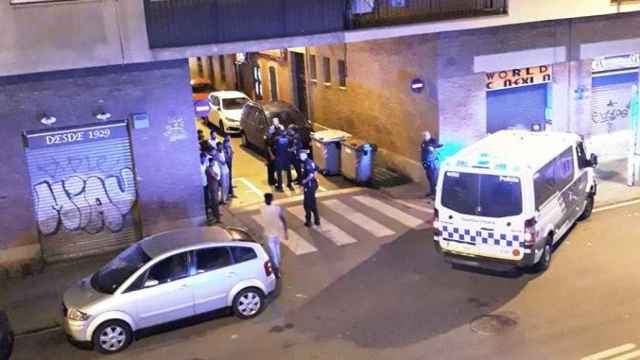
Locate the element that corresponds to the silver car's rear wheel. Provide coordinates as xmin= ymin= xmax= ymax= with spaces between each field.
xmin=93 ymin=320 xmax=132 ymax=354
xmin=233 ymin=288 xmax=265 ymax=319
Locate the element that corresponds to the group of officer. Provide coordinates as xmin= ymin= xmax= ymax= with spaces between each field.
xmin=264 ymin=118 xmax=320 ymax=226
xmin=198 ymin=131 xmax=235 ymax=224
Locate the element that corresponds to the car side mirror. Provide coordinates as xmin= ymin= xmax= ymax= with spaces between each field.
xmin=144 ymin=279 xmax=159 ymax=288
xmin=589 ymin=154 xmax=598 ymax=168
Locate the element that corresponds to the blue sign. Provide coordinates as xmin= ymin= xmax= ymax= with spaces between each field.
xmin=411 ymin=78 xmax=425 ymax=94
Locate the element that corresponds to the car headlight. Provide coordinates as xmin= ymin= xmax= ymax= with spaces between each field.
xmin=67 ymin=308 xmax=90 ymax=321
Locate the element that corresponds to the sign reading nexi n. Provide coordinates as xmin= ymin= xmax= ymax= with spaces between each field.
xmin=592 ymin=54 xmax=640 ymax=73
xmin=24 ymin=121 xmax=129 ymax=149
xmin=485 ymin=65 xmax=552 ymax=91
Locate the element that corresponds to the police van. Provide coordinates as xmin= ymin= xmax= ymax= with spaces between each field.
xmin=433 ymin=130 xmax=598 ymax=272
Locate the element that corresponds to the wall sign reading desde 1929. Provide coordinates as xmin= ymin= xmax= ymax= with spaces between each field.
xmin=24 ymin=121 xmax=129 ymax=150
xmin=485 ymin=65 xmax=552 ymax=91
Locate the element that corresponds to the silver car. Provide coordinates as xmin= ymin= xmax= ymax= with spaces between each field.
xmin=62 ymin=226 xmax=277 ymax=354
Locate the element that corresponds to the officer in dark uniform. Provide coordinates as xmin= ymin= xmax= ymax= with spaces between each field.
xmin=300 ymin=150 xmax=320 ymax=226
xmin=274 ymin=131 xmax=294 ymax=192
xmin=287 ymin=125 xmax=303 ymax=185
xmin=421 ymin=131 xmax=443 ymax=198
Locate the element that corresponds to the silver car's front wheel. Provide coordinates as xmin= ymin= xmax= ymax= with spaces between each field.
xmin=233 ymin=288 xmax=265 ymax=319
xmin=93 ymin=320 xmax=132 ymax=354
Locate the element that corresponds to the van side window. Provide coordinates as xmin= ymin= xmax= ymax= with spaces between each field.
xmin=555 ymin=147 xmax=575 ymax=191
xmin=576 ymin=142 xmax=589 ymax=169
xmin=534 ymin=147 xmax=575 ymax=209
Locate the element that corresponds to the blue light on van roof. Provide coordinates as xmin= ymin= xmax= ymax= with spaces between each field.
xmin=477 ymin=160 xmax=490 ymax=166
xmin=494 ymin=163 xmax=507 ymax=170
xmin=480 ymin=153 xmax=489 ymax=158
xmin=456 ymin=160 xmax=468 ymax=167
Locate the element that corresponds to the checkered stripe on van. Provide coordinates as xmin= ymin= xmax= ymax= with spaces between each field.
xmin=440 ymin=225 xmax=525 ymax=248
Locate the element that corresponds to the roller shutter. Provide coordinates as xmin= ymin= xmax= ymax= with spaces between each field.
xmin=23 ymin=120 xmax=140 ymax=262
xmin=486 ymin=83 xmax=547 ymax=134
xmin=591 ymin=71 xmax=638 ymax=135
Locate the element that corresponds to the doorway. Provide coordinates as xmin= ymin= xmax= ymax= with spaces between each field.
xmin=291 ymin=52 xmax=308 ymax=115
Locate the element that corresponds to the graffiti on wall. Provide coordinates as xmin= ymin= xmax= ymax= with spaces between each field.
xmin=592 ymin=100 xmax=630 ymax=125
xmin=33 ymin=167 xmax=137 ymax=236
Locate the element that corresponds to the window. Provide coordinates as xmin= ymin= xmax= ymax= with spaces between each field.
xmin=534 ymin=147 xmax=575 ymax=209
xmin=230 ymin=246 xmax=258 ymax=263
xmin=195 ymin=247 xmax=232 ymax=273
xmin=269 ymin=66 xmax=278 ymax=101
xmin=196 ymin=57 xmax=204 ymax=78
xmin=253 ymin=65 xmax=263 ymax=99
xmin=441 ymin=172 xmax=522 ymax=218
xmin=219 ymin=55 xmax=226 ymax=82
xmin=390 ymin=0 xmax=407 ymax=7
xmin=351 ymin=0 xmax=375 ymax=14
xmin=338 ymin=60 xmax=347 ymax=88
xmin=208 ymin=56 xmax=215 ymax=83
xmin=222 ymin=97 xmax=249 ymax=110
xmin=309 ymin=55 xmax=317 ymax=81
xmin=576 ymin=142 xmax=588 ymax=169
xmin=147 ymin=253 xmax=190 ymax=285
xmin=323 ymin=57 xmax=331 ymax=84
xmin=91 ymin=244 xmax=151 ymax=294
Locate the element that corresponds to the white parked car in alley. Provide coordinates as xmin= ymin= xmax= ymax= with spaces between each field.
xmin=62 ymin=226 xmax=277 ymax=354
xmin=207 ymin=91 xmax=250 ymax=134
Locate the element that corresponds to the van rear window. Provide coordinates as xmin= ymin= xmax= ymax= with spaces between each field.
xmin=441 ymin=172 xmax=522 ymax=217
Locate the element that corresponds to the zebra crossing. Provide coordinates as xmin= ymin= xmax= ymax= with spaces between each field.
xmin=245 ymin=193 xmax=433 ymax=256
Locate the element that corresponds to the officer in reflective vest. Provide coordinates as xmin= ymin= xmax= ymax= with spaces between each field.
xmin=300 ymin=151 xmax=320 ymax=227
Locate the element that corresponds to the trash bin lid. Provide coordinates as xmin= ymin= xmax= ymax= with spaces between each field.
xmin=342 ymin=138 xmax=367 ymax=149
xmin=312 ymin=129 xmax=352 ymax=142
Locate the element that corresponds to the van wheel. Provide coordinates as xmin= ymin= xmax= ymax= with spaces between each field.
xmin=578 ymin=195 xmax=594 ymax=221
xmin=232 ymin=287 xmax=265 ymax=319
xmin=92 ymin=320 xmax=132 ymax=354
xmin=534 ymin=242 xmax=552 ymax=273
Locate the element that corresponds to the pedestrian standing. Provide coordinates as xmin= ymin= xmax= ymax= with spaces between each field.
xmin=421 ymin=131 xmax=443 ymax=198
xmin=259 ymin=193 xmax=288 ymax=278
xmin=300 ymin=151 xmax=320 ymax=227
xmin=216 ymin=142 xmax=230 ymax=204
xmin=200 ymin=152 xmax=211 ymax=217
xmin=275 ymin=131 xmax=294 ymax=192
xmin=288 ymin=126 xmax=303 ymax=185
xmin=223 ymin=135 xmax=236 ymax=198
xmin=265 ymin=127 xmax=277 ymax=186
xmin=206 ymin=156 xmax=221 ymax=223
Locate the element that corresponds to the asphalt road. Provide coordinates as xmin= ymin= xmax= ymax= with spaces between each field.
xmin=11 ymin=197 xmax=640 ymax=360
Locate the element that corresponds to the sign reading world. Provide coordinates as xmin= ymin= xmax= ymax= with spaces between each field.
xmin=485 ymin=65 xmax=552 ymax=91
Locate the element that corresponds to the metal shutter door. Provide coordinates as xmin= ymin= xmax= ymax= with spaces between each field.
xmin=591 ymin=71 xmax=638 ymax=135
xmin=23 ymin=121 xmax=140 ymax=262
xmin=486 ymin=84 xmax=547 ymax=133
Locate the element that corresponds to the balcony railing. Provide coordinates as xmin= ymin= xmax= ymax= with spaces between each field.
xmin=346 ymin=0 xmax=508 ymax=29
xmin=143 ymin=0 xmax=507 ymax=49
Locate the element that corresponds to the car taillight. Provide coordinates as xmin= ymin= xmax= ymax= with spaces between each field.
xmin=264 ymin=260 xmax=273 ymax=277
xmin=524 ymin=217 xmax=537 ymax=248
xmin=432 ymin=208 xmax=439 ymax=227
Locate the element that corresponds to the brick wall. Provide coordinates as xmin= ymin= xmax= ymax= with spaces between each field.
xmin=0 ymin=60 xmax=203 ymax=265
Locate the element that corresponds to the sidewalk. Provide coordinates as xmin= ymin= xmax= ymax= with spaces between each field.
xmin=0 ymin=207 xmax=248 ymax=336
xmin=380 ymin=158 xmax=640 ymax=209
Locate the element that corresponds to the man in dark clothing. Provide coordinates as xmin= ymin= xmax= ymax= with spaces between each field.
xmin=300 ymin=151 xmax=320 ymax=226
xmin=421 ymin=131 xmax=443 ymax=198
xmin=265 ymin=127 xmax=278 ymax=186
xmin=288 ymin=126 xmax=303 ymax=185
xmin=222 ymin=135 xmax=236 ymax=198
xmin=275 ymin=131 xmax=294 ymax=192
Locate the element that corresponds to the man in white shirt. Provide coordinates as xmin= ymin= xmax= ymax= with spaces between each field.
xmin=259 ymin=193 xmax=288 ymax=278
xmin=206 ymin=155 xmax=222 ymax=223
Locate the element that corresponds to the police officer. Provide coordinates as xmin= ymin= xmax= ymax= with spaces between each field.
xmin=269 ymin=117 xmax=285 ymax=135
xmin=421 ymin=131 xmax=443 ymax=198
xmin=287 ymin=125 xmax=303 ymax=185
xmin=300 ymin=151 xmax=320 ymax=227
xmin=222 ymin=135 xmax=236 ymax=198
xmin=275 ymin=130 xmax=294 ymax=192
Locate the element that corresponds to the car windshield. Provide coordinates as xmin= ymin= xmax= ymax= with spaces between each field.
xmin=91 ymin=244 xmax=151 ymax=294
xmin=441 ymin=171 xmax=522 ymax=218
xmin=222 ymin=97 xmax=248 ymax=110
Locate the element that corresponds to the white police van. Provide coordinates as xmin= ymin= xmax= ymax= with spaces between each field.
xmin=433 ymin=130 xmax=598 ymax=272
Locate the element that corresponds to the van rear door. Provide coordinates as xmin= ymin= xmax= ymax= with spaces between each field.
xmin=437 ymin=171 xmax=526 ymax=261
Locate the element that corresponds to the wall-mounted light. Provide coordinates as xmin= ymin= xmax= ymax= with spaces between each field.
xmin=39 ymin=113 xmax=57 ymax=126
xmin=94 ymin=107 xmax=112 ymax=121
